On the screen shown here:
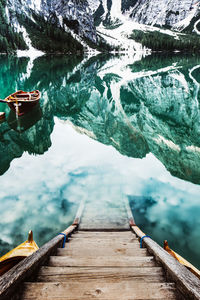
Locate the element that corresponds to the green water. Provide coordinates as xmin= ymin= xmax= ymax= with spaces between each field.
xmin=0 ymin=53 xmax=200 ymax=268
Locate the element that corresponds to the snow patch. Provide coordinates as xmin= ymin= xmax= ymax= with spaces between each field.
xmin=64 ymin=24 xmax=99 ymax=54
xmin=194 ymin=19 xmax=200 ymax=34
xmin=173 ymin=3 xmax=199 ymax=31
xmin=154 ymin=135 xmax=181 ymax=152
xmin=110 ymin=0 xmax=122 ymax=21
xmin=189 ymin=65 xmax=200 ymax=107
xmin=98 ymin=20 xmax=144 ymax=53
xmin=169 ymin=72 xmax=189 ymax=93
xmin=151 ymin=0 xmax=173 ymax=27
xmin=87 ymin=0 xmax=101 ymax=14
xmin=97 ymin=0 xmax=182 ymax=53
xmin=28 ymin=0 xmax=41 ymax=12
xmin=17 ymin=26 xmax=44 ymax=59
xmin=57 ymin=15 xmax=63 ymax=27
xmin=186 ymin=145 xmax=200 ymax=153
xmin=5 ymin=6 xmax=10 ymax=22
xmin=101 ymin=0 xmax=108 ymax=20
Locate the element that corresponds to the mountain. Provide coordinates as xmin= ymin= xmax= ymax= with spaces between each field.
xmin=0 ymin=0 xmax=200 ymax=53
xmin=90 ymin=0 xmax=200 ymax=31
xmin=0 ymin=0 xmax=97 ymax=53
xmin=89 ymin=0 xmax=200 ymax=52
xmin=1 ymin=53 xmax=200 ymax=185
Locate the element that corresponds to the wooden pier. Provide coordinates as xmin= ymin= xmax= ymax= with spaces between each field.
xmin=0 ymin=198 xmax=200 ymax=300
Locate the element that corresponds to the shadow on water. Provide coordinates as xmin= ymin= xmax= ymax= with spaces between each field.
xmin=0 ymin=53 xmax=200 ymax=268
xmin=7 ymin=104 xmax=43 ymax=133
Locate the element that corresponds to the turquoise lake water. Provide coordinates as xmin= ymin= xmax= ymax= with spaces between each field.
xmin=0 ymin=53 xmax=200 ymax=268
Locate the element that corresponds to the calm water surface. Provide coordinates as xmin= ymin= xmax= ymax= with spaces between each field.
xmin=0 ymin=53 xmax=200 ymax=268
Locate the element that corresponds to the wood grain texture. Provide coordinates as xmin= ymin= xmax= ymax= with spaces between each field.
xmin=73 ymin=231 xmax=136 ymax=239
xmin=0 ymin=225 xmax=77 ymax=300
xmin=66 ymin=238 xmax=139 ymax=245
xmin=130 ymin=226 xmax=200 ymax=300
xmin=38 ymin=266 xmax=164 ymax=276
xmin=37 ymin=266 xmax=165 ymax=282
xmin=56 ymin=247 xmax=148 ymax=257
xmin=21 ymin=281 xmax=176 ymax=299
xmin=123 ymin=198 xmax=200 ymax=300
xmin=22 ymin=298 xmax=177 ymax=300
xmin=48 ymin=256 xmax=156 ymax=267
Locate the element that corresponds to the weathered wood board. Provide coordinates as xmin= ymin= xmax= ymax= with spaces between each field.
xmin=22 ymin=281 xmax=176 ymax=299
xmin=56 ymin=247 xmax=148 ymax=256
xmin=48 ymin=255 xmax=156 ymax=267
xmin=37 ymin=266 xmax=165 ymax=282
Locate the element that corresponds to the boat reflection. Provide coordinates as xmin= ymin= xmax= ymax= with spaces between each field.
xmin=7 ymin=103 xmax=42 ymax=133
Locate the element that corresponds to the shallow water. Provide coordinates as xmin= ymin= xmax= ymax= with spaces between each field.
xmin=0 ymin=53 xmax=200 ymax=268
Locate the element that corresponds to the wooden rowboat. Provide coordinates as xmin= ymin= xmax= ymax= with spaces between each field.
xmin=0 ymin=231 xmax=39 ymax=276
xmin=164 ymin=240 xmax=200 ymax=279
xmin=0 ymin=90 xmax=41 ymax=116
xmin=0 ymin=112 xmax=5 ymax=123
xmin=0 ymin=199 xmax=200 ymax=300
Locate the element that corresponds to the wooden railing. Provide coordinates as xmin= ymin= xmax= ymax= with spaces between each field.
xmin=124 ymin=197 xmax=200 ymax=300
xmin=0 ymin=200 xmax=85 ymax=300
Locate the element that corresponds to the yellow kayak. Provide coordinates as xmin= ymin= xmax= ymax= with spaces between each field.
xmin=164 ymin=240 xmax=200 ymax=279
xmin=0 ymin=231 xmax=39 ymax=276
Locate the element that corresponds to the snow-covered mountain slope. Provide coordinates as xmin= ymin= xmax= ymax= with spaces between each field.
xmin=1 ymin=0 xmax=97 ymax=54
xmin=86 ymin=0 xmax=200 ymax=53
xmin=94 ymin=0 xmax=182 ymax=53
xmin=1 ymin=0 xmax=200 ymax=54
xmin=90 ymin=0 xmax=200 ymax=33
xmin=8 ymin=0 xmax=96 ymax=42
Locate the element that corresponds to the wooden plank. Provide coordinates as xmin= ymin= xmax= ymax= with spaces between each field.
xmin=66 ymin=241 xmax=140 ymax=246
xmin=79 ymin=227 xmax=130 ymax=231
xmin=37 ymin=274 xmax=165 ymax=283
xmin=124 ymin=197 xmax=200 ymax=300
xmin=21 ymin=282 xmax=176 ymax=299
xmin=75 ymin=231 xmax=135 ymax=235
xmin=141 ymin=236 xmax=200 ymax=300
xmin=130 ymin=226 xmax=200 ymax=300
xmin=48 ymin=256 xmax=156 ymax=267
xmin=67 ymin=238 xmax=139 ymax=245
xmin=72 ymin=232 xmax=136 ymax=238
xmin=0 ymin=225 xmax=77 ymax=300
xmin=38 ymin=266 xmax=164 ymax=276
xmin=56 ymin=247 xmax=148 ymax=257
xmin=37 ymin=266 xmax=165 ymax=282
xmin=22 ymin=298 xmax=177 ymax=300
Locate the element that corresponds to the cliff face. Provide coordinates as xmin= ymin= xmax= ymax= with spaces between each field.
xmin=129 ymin=0 xmax=196 ymax=27
xmin=4 ymin=0 xmax=96 ymax=52
xmin=2 ymin=0 xmax=200 ymax=53
xmin=90 ymin=0 xmax=199 ymax=31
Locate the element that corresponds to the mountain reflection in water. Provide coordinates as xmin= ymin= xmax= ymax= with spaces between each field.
xmin=0 ymin=53 xmax=200 ymax=268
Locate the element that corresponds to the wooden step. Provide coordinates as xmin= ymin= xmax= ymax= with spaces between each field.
xmin=66 ymin=239 xmax=140 ymax=246
xmin=56 ymin=247 xmax=148 ymax=257
xmin=21 ymin=281 xmax=176 ymax=299
xmin=64 ymin=242 xmax=141 ymax=251
xmin=22 ymin=298 xmax=177 ymax=300
xmin=37 ymin=266 xmax=165 ymax=282
xmin=48 ymin=256 xmax=156 ymax=267
xmin=72 ymin=232 xmax=136 ymax=238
